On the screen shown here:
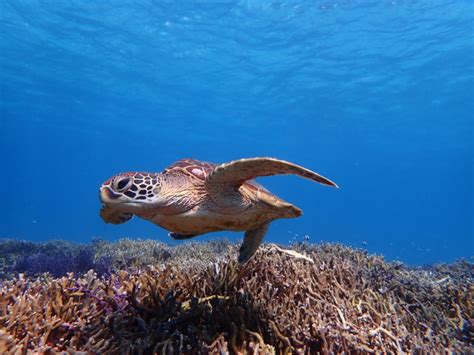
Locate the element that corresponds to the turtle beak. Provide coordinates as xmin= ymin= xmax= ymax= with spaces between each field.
xmin=100 ymin=186 xmax=121 ymax=203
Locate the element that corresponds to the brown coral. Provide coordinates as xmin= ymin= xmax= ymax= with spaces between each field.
xmin=0 ymin=241 xmax=472 ymax=353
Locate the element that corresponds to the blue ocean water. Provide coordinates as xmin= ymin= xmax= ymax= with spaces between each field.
xmin=0 ymin=0 xmax=472 ymax=265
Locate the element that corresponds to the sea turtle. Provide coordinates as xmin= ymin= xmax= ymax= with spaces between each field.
xmin=99 ymin=157 xmax=338 ymax=262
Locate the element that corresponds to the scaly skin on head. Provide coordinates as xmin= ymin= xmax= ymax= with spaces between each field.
xmin=100 ymin=172 xmax=164 ymax=208
xmin=99 ymin=172 xmax=164 ymax=224
xmin=99 ymin=171 xmax=205 ymax=223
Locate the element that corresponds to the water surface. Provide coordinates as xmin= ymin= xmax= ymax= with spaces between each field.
xmin=1 ymin=0 xmax=473 ymax=264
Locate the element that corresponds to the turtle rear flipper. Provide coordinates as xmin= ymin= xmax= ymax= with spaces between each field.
xmin=205 ymin=157 xmax=338 ymax=200
xmin=238 ymin=223 xmax=269 ymax=263
xmin=168 ymin=232 xmax=201 ymax=240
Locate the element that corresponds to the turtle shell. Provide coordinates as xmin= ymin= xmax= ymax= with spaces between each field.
xmin=163 ymin=158 xmax=277 ymax=198
xmin=163 ymin=158 xmax=216 ymax=180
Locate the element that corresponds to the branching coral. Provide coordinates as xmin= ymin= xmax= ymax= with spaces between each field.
xmin=0 ymin=240 xmax=472 ymax=353
xmin=0 ymin=238 xmax=233 ymax=278
xmin=0 ymin=239 xmax=98 ymax=277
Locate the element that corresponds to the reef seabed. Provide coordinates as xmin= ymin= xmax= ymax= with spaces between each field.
xmin=0 ymin=239 xmax=472 ymax=353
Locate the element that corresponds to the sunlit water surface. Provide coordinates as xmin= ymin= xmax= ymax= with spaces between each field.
xmin=1 ymin=0 xmax=473 ymax=265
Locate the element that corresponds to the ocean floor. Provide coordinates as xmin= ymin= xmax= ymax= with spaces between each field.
xmin=0 ymin=238 xmax=472 ymax=353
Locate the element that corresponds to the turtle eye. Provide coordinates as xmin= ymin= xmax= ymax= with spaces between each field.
xmin=114 ymin=177 xmax=132 ymax=192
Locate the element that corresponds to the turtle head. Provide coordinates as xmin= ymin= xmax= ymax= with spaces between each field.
xmin=99 ymin=172 xmax=163 ymax=212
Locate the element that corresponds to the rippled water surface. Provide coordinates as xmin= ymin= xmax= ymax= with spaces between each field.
xmin=1 ymin=0 xmax=473 ymax=264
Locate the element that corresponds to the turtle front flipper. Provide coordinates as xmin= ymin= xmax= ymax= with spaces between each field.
xmin=100 ymin=205 xmax=134 ymax=224
xmin=239 ymin=223 xmax=269 ymax=263
xmin=205 ymin=157 xmax=338 ymax=199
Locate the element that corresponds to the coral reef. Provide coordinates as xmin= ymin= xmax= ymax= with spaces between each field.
xmin=0 ymin=239 xmax=472 ymax=353
xmin=0 ymin=238 xmax=232 ymax=278
xmin=0 ymin=239 xmax=99 ymax=277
